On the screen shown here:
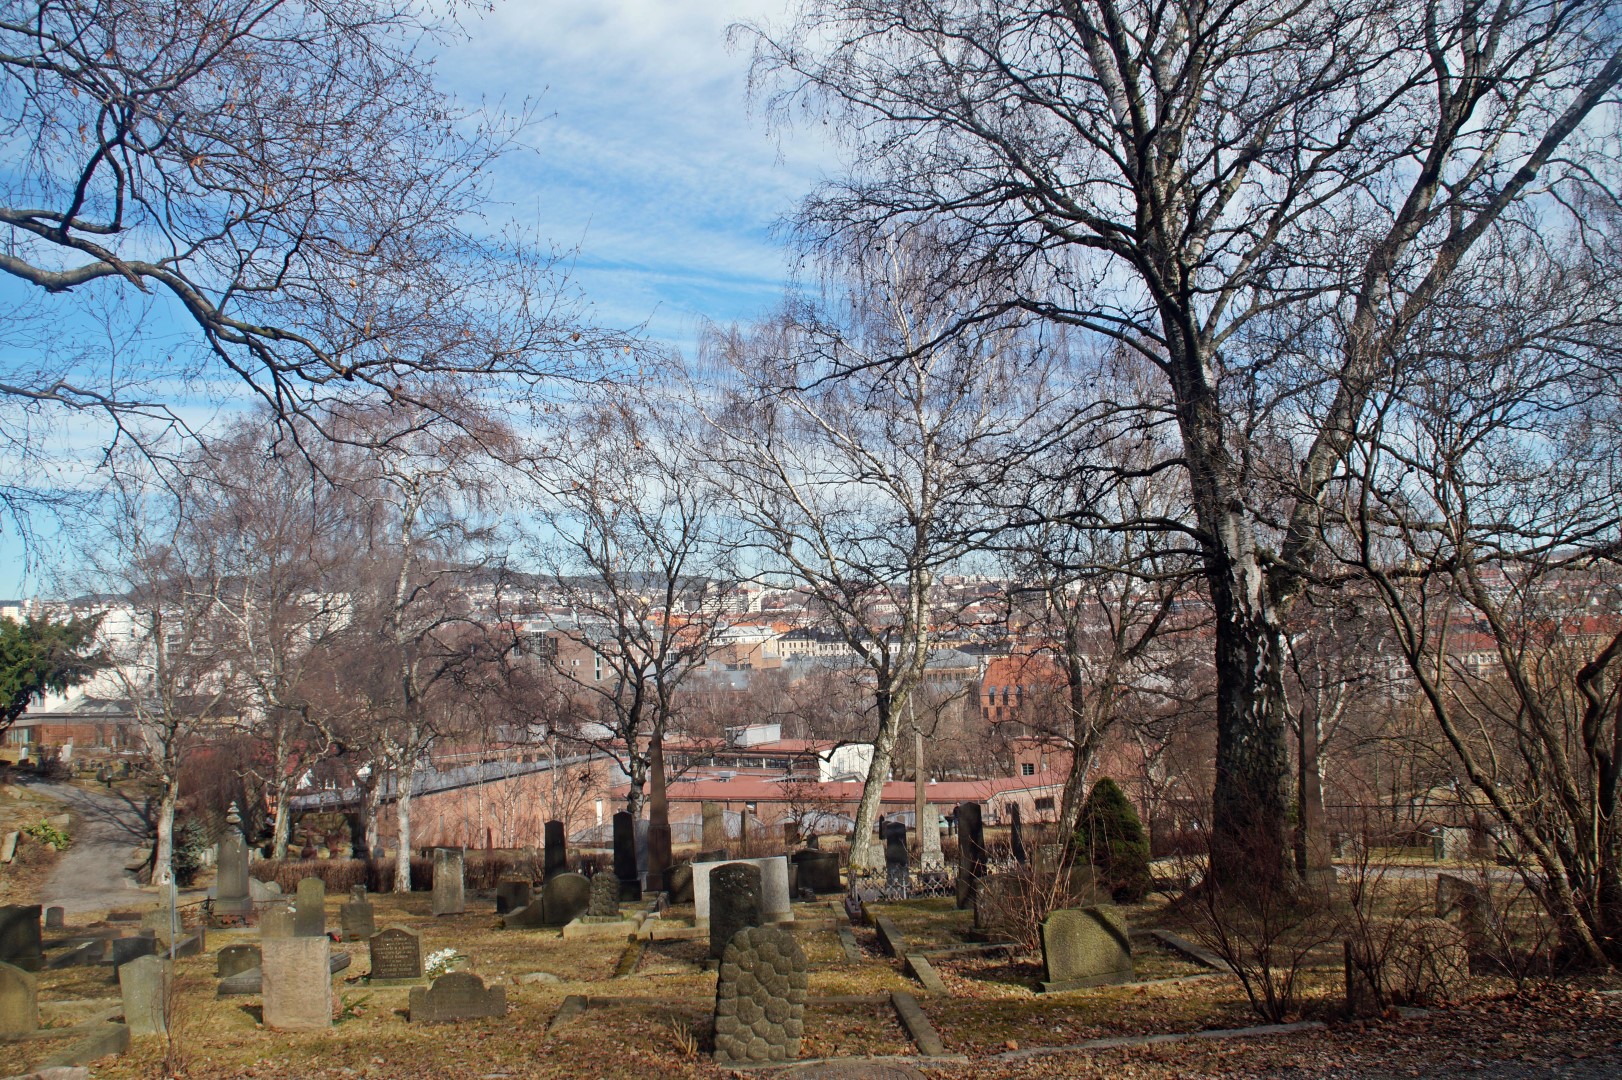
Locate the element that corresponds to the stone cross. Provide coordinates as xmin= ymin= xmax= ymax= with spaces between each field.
xmin=261 ymin=936 xmax=332 ymax=1031
xmin=431 ymin=848 xmax=465 ymax=916
xmin=118 ymin=954 xmax=170 ymax=1036
xmin=543 ymin=821 xmax=567 ymax=882
xmin=293 ymin=878 xmax=326 ymax=938
xmin=708 ymin=862 xmax=763 ymax=960
xmin=712 ymin=925 xmax=807 ymax=1065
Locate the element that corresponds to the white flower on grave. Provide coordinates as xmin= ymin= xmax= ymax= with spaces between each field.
xmin=424 ymin=948 xmax=466 ymax=979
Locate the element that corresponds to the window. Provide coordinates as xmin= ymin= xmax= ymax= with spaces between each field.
xmin=1021 ymin=762 xmax=1035 ymax=776
xmin=1034 ymin=797 xmax=1054 ymax=812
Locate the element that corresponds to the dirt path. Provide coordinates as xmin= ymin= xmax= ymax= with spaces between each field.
xmin=25 ymin=778 xmax=151 ymax=914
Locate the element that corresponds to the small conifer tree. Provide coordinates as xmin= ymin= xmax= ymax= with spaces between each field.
xmin=1074 ymin=777 xmax=1152 ymax=902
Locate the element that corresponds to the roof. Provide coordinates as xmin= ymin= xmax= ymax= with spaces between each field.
xmin=661 ymin=771 xmax=1065 ymax=804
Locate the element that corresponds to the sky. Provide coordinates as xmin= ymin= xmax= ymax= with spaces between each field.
xmin=0 ymin=0 xmax=830 ymax=598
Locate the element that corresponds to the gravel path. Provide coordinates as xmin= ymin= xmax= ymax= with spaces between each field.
xmin=26 ymin=778 xmax=151 ymax=913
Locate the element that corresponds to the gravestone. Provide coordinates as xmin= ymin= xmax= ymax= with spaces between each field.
xmin=44 ymin=906 xmax=64 ymax=932
xmin=261 ymin=936 xmax=332 ymax=1031
xmin=1435 ymin=873 xmax=1490 ymax=940
xmin=918 ymin=803 xmax=945 ymax=872
xmin=954 ymin=803 xmax=986 ymax=909
xmin=0 ymin=905 xmax=42 ymax=971
xmin=792 ymin=850 xmax=841 ymax=894
xmin=260 ymin=904 xmax=297 ymax=939
xmin=1039 ymin=906 xmax=1134 ymax=991
xmin=216 ymin=944 xmax=261 ymax=978
xmin=612 ymin=812 xmax=641 ymax=901
xmin=108 ymin=934 xmax=158 ymax=967
xmin=0 ymin=961 xmax=36 ymax=1036
xmin=697 ymin=848 xmax=730 ymax=863
xmin=543 ymin=821 xmax=567 ymax=882
xmin=973 ymin=874 xmax=1023 ymax=937
xmin=1438 ymin=826 xmax=1472 ymax=861
xmin=431 ymin=848 xmax=465 ymax=916
xmin=693 ymin=856 xmax=793 ymax=926
xmin=1008 ymin=802 xmax=1027 ymax=864
xmin=293 ymin=877 xmax=326 ymax=937
xmin=119 ymin=954 xmax=170 ymax=1036
xmin=140 ymin=908 xmax=176 ymax=945
xmin=408 ymin=971 xmax=506 ymax=1023
xmin=214 ymin=803 xmax=252 ymax=916
xmin=664 ymin=862 xmax=694 ymax=904
xmin=540 ymin=872 xmax=591 ymax=927
xmin=712 ymin=925 xmax=808 ymax=1065
xmin=882 ymin=821 xmax=910 ymax=893
xmin=1067 ymin=863 xmax=1110 ymax=906
xmin=701 ymin=802 xmax=724 ymax=850
xmin=340 ymin=893 xmax=376 ymax=942
xmin=495 ymin=879 xmax=532 ymax=915
xmin=587 ymin=871 xmax=619 ymax=918
xmin=708 ymin=862 xmax=763 ymax=960
xmin=369 ymin=926 xmax=423 ymax=982
xmin=738 ymin=807 xmax=753 ymax=848
xmin=647 ymin=819 xmax=672 ymax=896
xmin=249 ymin=877 xmax=282 ymax=902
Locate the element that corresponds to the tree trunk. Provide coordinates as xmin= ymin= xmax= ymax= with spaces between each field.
xmin=393 ymin=762 xmax=414 ymax=893
xmin=1296 ymin=711 xmax=1332 ymax=885
xmin=360 ymin=772 xmax=382 ymax=859
xmin=270 ymin=774 xmax=295 ymax=860
xmin=849 ymin=698 xmax=903 ymax=871
xmin=152 ymin=781 xmax=178 ymax=888
xmin=913 ymin=723 xmax=926 ymax=836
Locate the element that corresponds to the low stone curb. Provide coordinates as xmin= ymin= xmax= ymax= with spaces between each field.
xmin=548 ymin=994 xmax=588 ymax=1032
xmin=32 ymin=1023 xmax=130 ymax=1069
xmin=611 ymin=938 xmax=646 ymax=978
xmin=872 ymin=916 xmax=906 ymax=957
xmin=1150 ymin=929 xmax=1232 ymax=972
xmin=902 ymin=953 xmax=948 ymax=996
xmin=889 ymin=990 xmax=947 ymax=1056
xmin=989 ymin=1018 xmax=1328 ymax=1062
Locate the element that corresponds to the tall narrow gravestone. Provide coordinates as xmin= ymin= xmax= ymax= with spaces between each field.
xmin=340 ymin=888 xmax=376 ymax=942
xmin=261 ymin=936 xmax=332 ymax=1031
xmin=883 ymin=820 xmax=910 ymax=894
xmin=0 ymin=961 xmax=37 ymax=1037
xmin=294 ymin=878 xmax=326 ymax=938
xmin=612 ymin=812 xmax=641 ymax=901
xmin=954 ymin=802 xmax=986 ymax=909
xmin=214 ymin=803 xmax=252 ymax=916
xmin=701 ymin=802 xmax=724 ymax=850
xmin=1009 ymin=802 xmax=1028 ymax=864
xmin=543 ymin=821 xmax=567 ymax=882
xmin=368 ymin=927 xmax=423 ymax=982
xmin=712 ymin=926 xmax=807 ymax=1065
xmin=708 ymin=862 xmax=763 ymax=960
xmin=432 ymin=848 xmax=465 ymax=916
xmin=119 ymin=954 xmax=170 ymax=1036
xmin=918 ymin=803 xmax=945 ymax=872
xmin=1039 ymin=906 xmax=1134 ymax=992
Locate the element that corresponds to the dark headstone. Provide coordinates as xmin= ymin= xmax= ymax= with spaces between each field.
xmin=108 ymin=935 xmax=157 ymax=967
xmin=791 ymin=850 xmax=841 ymax=894
xmin=883 ymin=821 xmax=909 ymax=893
xmin=543 ymin=820 xmax=567 ymax=882
xmin=954 ymin=802 xmax=986 ymax=909
xmin=540 ymin=872 xmax=590 ymax=927
xmin=1008 ymin=802 xmax=1027 ymax=865
xmin=709 ymin=862 xmax=763 ymax=960
xmin=646 ymin=821 xmax=672 ymax=897
xmin=216 ymin=944 xmax=261 ymax=978
xmin=612 ymin=812 xmax=641 ymax=901
xmin=1039 ymin=905 xmax=1134 ymax=991
xmin=369 ymin=926 xmax=423 ymax=981
xmin=0 ymin=906 xmax=42 ymax=971
xmin=44 ymin=906 xmax=64 ymax=931
xmin=712 ymin=925 xmax=807 ymax=1065
xmin=294 ymin=878 xmax=326 ymax=938
xmin=432 ymin=848 xmax=465 ymax=916
xmin=408 ymin=971 xmax=506 ymax=1023
xmin=664 ymin=862 xmax=694 ymax=904
xmin=495 ymin=879 xmax=533 ymax=915
xmin=587 ymin=872 xmax=619 ymax=918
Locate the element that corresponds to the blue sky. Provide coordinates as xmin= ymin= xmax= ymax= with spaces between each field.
xmin=0 ymin=0 xmax=827 ymax=598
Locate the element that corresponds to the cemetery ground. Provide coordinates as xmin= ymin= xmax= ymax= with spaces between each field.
xmin=0 ymin=874 xmax=1617 ymax=1078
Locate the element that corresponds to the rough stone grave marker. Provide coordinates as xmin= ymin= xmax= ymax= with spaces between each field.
xmin=293 ymin=878 xmax=326 ymax=938
xmin=587 ymin=871 xmax=619 ymax=918
xmin=0 ymin=960 xmax=36 ymax=1036
xmin=261 ymin=936 xmax=332 ymax=1031
xmin=708 ymin=862 xmax=763 ymax=960
xmin=712 ymin=925 xmax=807 ymax=1065
xmin=432 ymin=848 xmax=465 ymax=916
xmin=216 ymin=944 xmax=260 ymax=978
xmin=1039 ymin=905 xmax=1134 ymax=991
xmin=368 ymin=926 xmax=423 ymax=982
xmin=543 ymin=821 xmax=567 ymax=882
xmin=118 ymin=954 xmax=170 ymax=1037
xmin=408 ymin=971 xmax=506 ymax=1023
xmin=702 ymin=802 xmax=724 ymax=850
xmin=340 ymin=892 xmax=375 ymax=942
xmin=0 ymin=905 xmax=42 ymax=970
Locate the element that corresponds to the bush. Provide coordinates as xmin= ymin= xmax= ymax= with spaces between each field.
xmin=22 ymin=819 xmax=70 ymax=851
xmin=173 ymin=821 xmax=209 ymax=886
xmin=1074 ymin=777 xmax=1151 ymax=902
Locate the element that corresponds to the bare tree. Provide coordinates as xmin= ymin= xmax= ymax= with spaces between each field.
xmin=744 ymin=0 xmax=1622 ymax=885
